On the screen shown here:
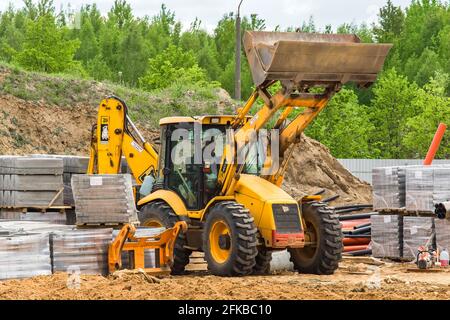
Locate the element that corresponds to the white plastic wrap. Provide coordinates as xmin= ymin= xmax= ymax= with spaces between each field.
xmin=371 ymin=215 xmax=403 ymax=259
xmin=0 ymin=233 xmax=51 ymax=280
xmin=51 ymin=228 xmax=113 ymax=275
xmin=405 ymin=165 xmax=450 ymax=212
xmin=372 ymin=166 xmax=406 ymax=210
xmin=402 ymin=216 xmax=435 ymax=260
xmin=435 ymin=219 xmax=450 ymax=251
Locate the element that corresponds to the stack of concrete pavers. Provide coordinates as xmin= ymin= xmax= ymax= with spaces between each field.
xmin=372 ymin=166 xmax=406 ymax=210
xmin=0 ymin=221 xmax=72 ymax=280
xmin=435 ymin=219 xmax=450 ymax=251
xmin=402 ymin=216 xmax=435 ymax=260
xmin=51 ymin=228 xmax=112 ymax=275
xmin=29 ymin=155 xmax=90 ymax=206
xmin=60 ymin=156 xmax=90 ymax=206
xmin=71 ymin=174 xmax=138 ymax=225
xmin=432 ymin=166 xmax=450 ymax=208
xmin=405 ymin=165 xmax=450 ymax=212
xmin=0 ymin=156 xmax=64 ymax=208
xmin=371 ymin=215 xmax=403 ymax=259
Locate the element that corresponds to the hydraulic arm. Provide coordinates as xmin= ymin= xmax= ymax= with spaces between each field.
xmin=87 ymin=96 xmax=158 ymax=184
xmin=218 ymin=31 xmax=392 ymax=193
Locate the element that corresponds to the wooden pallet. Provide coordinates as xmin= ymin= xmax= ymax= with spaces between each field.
xmin=76 ymin=222 xmax=126 ymax=229
xmin=377 ymin=208 xmax=435 ymax=217
xmin=0 ymin=206 xmax=72 ymax=214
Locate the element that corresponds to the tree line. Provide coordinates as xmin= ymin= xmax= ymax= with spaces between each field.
xmin=0 ymin=0 xmax=449 ymax=159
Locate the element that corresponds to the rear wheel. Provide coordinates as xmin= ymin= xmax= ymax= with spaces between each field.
xmin=288 ymin=201 xmax=342 ymax=275
xmin=139 ymin=201 xmax=192 ymax=275
xmin=203 ymin=201 xmax=258 ymax=276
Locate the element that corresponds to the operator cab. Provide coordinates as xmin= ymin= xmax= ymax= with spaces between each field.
xmin=154 ymin=115 xmax=256 ymax=210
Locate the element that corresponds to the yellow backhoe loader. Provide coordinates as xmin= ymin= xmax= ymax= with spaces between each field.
xmin=88 ymin=31 xmax=391 ymax=276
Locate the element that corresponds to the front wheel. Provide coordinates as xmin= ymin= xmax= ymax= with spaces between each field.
xmin=139 ymin=201 xmax=192 ymax=275
xmin=203 ymin=201 xmax=258 ymax=276
xmin=288 ymin=201 xmax=342 ymax=275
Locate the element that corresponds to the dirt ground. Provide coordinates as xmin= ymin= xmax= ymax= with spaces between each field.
xmin=1 ymin=257 xmax=449 ymax=300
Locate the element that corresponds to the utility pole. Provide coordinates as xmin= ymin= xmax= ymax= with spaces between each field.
xmin=235 ymin=0 xmax=243 ymax=101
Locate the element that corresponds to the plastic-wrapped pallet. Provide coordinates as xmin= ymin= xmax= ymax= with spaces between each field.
xmin=51 ymin=228 xmax=112 ymax=275
xmin=432 ymin=166 xmax=450 ymax=206
xmin=0 ymin=156 xmax=64 ymax=208
xmin=402 ymin=216 xmax=435 ymax=260
xmin=434 ymin=219 xmax=450 ymax=251
xmin=0 ymin=233 xmax=52 ymax=280
xmin=371 ymin=215 xmax=403 ymax=259
xmin=71 ymin=174 xmax=138 ymax=225
xmin=405 ymin=166 xmax=435 ymax=212
xmin=372 ymin=166 xmax=406 ymax=210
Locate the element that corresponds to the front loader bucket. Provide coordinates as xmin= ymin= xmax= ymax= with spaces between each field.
xmin=243 ymin=31 xmax=392 ymax=88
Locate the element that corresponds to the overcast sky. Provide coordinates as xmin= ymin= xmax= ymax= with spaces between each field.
xmin=1 ymin=0 xmax=413 ymax=31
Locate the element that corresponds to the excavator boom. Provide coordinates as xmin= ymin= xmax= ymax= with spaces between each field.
xmin=218 ymin=31 xmax=392 ymax=192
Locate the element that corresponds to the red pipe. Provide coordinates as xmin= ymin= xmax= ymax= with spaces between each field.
xmin=343 ymin=237 xmax=371 ymax=246
xmin=343 ymin=245 xmax=368 ymax=252
xmin=423 ymin=123 xmax=447 ymax=165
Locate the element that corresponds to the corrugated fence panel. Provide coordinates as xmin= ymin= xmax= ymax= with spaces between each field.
xmin=337 ymin=159 xmax=450 ymax=184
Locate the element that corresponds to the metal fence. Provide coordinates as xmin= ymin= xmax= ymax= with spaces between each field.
xmin=337 ymin=159 xmax=450 ymax=184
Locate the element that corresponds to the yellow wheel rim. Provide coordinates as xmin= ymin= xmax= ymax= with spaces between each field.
xmin=209 ymin=220 xmax=231 ymax=264
xmin=142 ymin=219 xmax=164 ymax=228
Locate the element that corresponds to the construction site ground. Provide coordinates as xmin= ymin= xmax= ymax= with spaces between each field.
xmin=1 ymin=257 xmax=449 ymax=300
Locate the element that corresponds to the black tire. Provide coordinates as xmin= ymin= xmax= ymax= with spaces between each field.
xmin=139 ymin=201 xmax=192 ymax=275
xmin=203 ymin=201 xmax=258 ymax=276
xmin=288 ymin=201 xmax=342 ymax=275
xmin=252 ymin=245 xmax=272 ymax=275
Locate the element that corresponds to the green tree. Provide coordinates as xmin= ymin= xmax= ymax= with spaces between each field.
xmin=306 ymin=89 xmax=374 ymax=158
xmin=75 ymin=18 xmax=98 ymax=65
xmin=118 ymin=22 xmax=147 ymax=85
xmin=14 ymin=14 xmax=80 ymax=73
xmin=404 ymin=48 xmax=443 ymax=87
xmin=373 ymin=0 xmax=405 ymax=43
xmin=368 ymin=68 xmax=419 ymax=158
xmin=138 ymin=44 xmax=207 ymax=90
xmin=0 ymin=6 xmax=25 ymax=62
xmin=403 ymin=71 xmax=450 ymax=158
xmin=180 ymin=19 xmax=221 ymax=80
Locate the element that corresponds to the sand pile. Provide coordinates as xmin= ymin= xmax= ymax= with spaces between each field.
xmin=282 ymin=134 xmax=372 ymax=205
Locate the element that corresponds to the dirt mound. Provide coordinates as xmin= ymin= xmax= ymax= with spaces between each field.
xmin=0 ymin=94 xmax=157 ymax=155
xmin=282 ymin=134 xmax=372 ymax=204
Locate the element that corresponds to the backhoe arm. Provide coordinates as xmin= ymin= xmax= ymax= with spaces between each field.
xmin=87 ymin=96 xmax=158 ymax=184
